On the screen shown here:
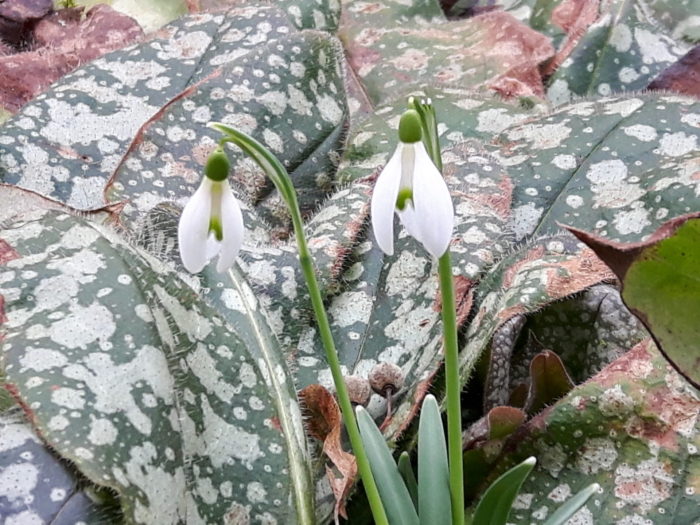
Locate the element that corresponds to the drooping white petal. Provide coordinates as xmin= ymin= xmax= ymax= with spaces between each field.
xmin=178 ymin=178 xmax=214 ymax=273
xmin=370 ymin=146 xmax=404 ymax=256
xmin=216 ymin=181 xmax=245 ymax=273
xmin=205 ymin=235 xmax=220 ymax=260
xmin=410 ymin=142 xmax=454 ymax=258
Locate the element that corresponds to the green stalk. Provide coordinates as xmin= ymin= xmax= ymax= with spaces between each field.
xmin=211 ymin=123 xmax=389 ymax=525
xmin=409 ymin=99 xmax=464 ymax=525
xmin=438 ymin=252 xmax=464 ymax=525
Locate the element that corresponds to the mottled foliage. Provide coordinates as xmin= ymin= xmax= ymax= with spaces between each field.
xmin=487 ymin=341 xmax=700 ymax=524
xmin=0 ymin=0 xmax=699 ymax=522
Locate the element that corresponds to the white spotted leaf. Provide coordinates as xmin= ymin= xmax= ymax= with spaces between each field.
xmin=487 ymin=93 xmax=700 ymax=243
xmin=0 ymin=411 xmax=120 ymax=524
xmin=1 ymin=206 xmax=314 ymax=524
xmin=479 ymin=340 xmax=700 ymax=524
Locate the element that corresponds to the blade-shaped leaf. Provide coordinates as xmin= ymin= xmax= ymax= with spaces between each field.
xmin=417 ymin=395 xmax=450 ymax=525
xmin=356 ymin=406 xmax=419 ymax=525
xmin=471 ymin=456 xmax=536 ymax=525
xmin=542 ymin=482 xmax=600 ymax=525
xmin=398 ymin=451 xmax=418 ymax=508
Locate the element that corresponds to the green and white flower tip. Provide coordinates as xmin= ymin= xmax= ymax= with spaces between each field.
xmin=178 ymin=147 xmax=244 ymax=274
xmin=370 ymin=109 xmax=454 ymax=258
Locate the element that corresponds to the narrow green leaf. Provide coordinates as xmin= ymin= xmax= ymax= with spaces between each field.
xmin=417 ymin=395 xmax=451 ymax=525
xmin=472 ymin=456 xmax=536 ymax=525
xmin=543 ymin=483 xmax=600 ymax=525
xmin=356 ymin=407 xmax=419 ymax=525
xmin=398 ymin=452 xmax=418 ymax=509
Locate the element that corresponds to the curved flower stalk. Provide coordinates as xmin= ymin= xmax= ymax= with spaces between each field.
xmin=178 ymin=147 xmax=244 ymax=273
xmin=208 ymin=122 xmax=390 ymax=525
xmin=371 ymin=109 xmax=454 ymax=258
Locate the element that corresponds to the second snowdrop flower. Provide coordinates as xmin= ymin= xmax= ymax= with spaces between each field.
xmin=178 ymin=147 xmax=244 ymax=273
xmin=370 ymin=109 xmax=454 ymax=258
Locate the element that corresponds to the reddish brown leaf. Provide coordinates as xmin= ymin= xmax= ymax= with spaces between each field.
xmin=524 ymin=350 xmax=575 ymax=415
xmin=0 ymin=5 xmax=143 ymax=112
xmin=477 ymin=11 xmax=555 ymax=98
xmin=434 ymin=275 xmax=474 ymax=326
xmin=0 ymin=294 xmax=7 ymax=325
xmin=648 ymin=45 xmax=700 ymax=98
xmin=0 ymin=0 xmax=52 ymax=46
xmin=300 ymin=385 xmax=357 ymax=521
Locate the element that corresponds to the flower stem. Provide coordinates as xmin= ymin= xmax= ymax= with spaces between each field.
xmin=438 ymin=252 xmax=465 ymax=525
xmin=212 ymin=124 xmax=389 ymax=525
xmin=409 ymin=99 xmax=464 ymax=525
xmin=292 ymin=213 xmax=389 ymax=525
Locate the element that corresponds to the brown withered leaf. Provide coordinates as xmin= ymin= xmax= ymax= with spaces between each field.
xmin=0 ymin=5 xmax=143 ymax=112
xmin=300 ymin=384 xmax=357 ymax=522
xmin=0 ymin=0 xmax=52 ymax=46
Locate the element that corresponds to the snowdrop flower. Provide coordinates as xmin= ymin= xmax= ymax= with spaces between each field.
xmin=371 ymin=109 xmax=454 ymax=258
xmin=178 ymin=147 xmax=244 ymax=273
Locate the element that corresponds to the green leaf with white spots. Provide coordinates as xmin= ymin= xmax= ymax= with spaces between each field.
xmin=340 ymin=0 xmax=554 ymax=106
xmin=568 ymin=213 xmax=700 ymax=389
xmin=0 ymin=5 xmax=347 ymax=237
xmin=646 ymin=0 xmax=700 ymax=43
xmin=487 ymin=93 xmax=700 ymax=244
xmin=0 ymin=410 xmax=122 ymax=524
xmin=485 ymin=340 xmax=700 ymax=524
xmin=337 ymin=88 xmax=547 ymax=185
xmin=509 ymin=284 xmax=648 ymax=387
xmin=239 ymin=140 xmax=514 ymax=441
xmin=136 ymin=137 xmax=515 ymax=450
xmin=276 ymin=0 xmax=341 ymax=31
xmin=460 ymin=233 xmax=616 ymax=392
xmin=545 ymin=0 xmax=690 ymax=104
xmin=0 ymin=205 xmax=315 ymax=525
